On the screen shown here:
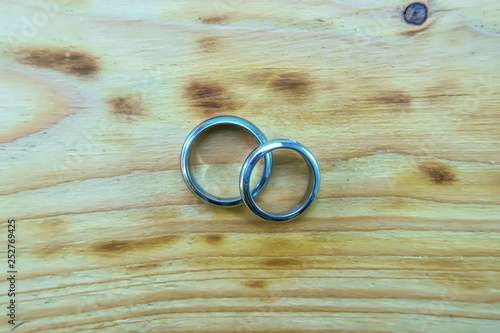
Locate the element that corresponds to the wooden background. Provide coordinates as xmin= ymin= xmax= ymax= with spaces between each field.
xmin=1 ymin=0 xmax=499 ymax=331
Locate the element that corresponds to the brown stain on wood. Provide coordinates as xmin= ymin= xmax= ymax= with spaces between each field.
xmin=125 ymin=263 xmax=162 ymax=273
xmin=91 ymin=235 xmax=181 ymax=256
xmin=15 ymin=49 xmax=100 ymax=78
xmin=345 ymin=89 xmax=414 ymax=113
xmin=37 ymin=244 xmax=67 ymax=258
xmin=261 ymin=258 xmax=302 ymax=268
xmin=204 ymin=234 xmax=224 ymax=245
xmin=197 ymin=36 xmax=220 ymax=53
xmin=419 ymin=161 xmax=457 ymax=184
xmin=184 ymin=80 xmax=237 ymax=115
xmin=244 ymin=280 xmax=267 ymax=289
xmin=108 ymin=95 xmax=143 ymax=117
xmin=270 ymin=72 xmax=312 ymax=100
xmin=373 ymin=90 xmax=412 ymax=107
xmin=95 ymin=240 xmax=129 ymax=252
xmin=202 ymin=16 xmax=227 ymax=25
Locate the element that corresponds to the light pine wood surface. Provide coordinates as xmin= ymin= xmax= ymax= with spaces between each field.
xmin=1 ymin=0 xmax=500 ymax=332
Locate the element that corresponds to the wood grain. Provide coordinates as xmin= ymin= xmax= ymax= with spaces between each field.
xmin=1 ymin=0 xmax=499 ymax=331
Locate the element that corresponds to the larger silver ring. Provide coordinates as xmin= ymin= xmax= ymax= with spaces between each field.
xmin=239 ymin=139 xmax=320 ymax=222
xmin=181 ymin=116 xmax=273 ymax=207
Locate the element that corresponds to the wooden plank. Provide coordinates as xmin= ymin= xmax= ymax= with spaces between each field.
xmin=1 ymin=0 xmax=499 ymax=331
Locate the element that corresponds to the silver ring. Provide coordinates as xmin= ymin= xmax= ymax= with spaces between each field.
xmin=181 ymin=116 xmax=273 ymax=207
xmin=239 ymin=139 xmax=320 ymax=222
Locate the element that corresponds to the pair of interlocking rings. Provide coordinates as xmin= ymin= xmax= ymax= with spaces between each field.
xmin=180 ymin=116 xmax=320 ymax=222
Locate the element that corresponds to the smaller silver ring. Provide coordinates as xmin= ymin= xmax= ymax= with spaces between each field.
xmin=239 ymin=139 xmax=320 ymax=222
xmin=181 ymin=116 xmax=273 ymax=207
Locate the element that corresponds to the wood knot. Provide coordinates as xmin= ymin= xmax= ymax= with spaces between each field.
xmin=404 ymin=3 xmax=428 ymax=25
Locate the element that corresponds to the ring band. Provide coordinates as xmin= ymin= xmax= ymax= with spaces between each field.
xmin=239 ymin=139 xmax=320 ymax=221
xmin=180 ymin=116 xmax=273 ymax=207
